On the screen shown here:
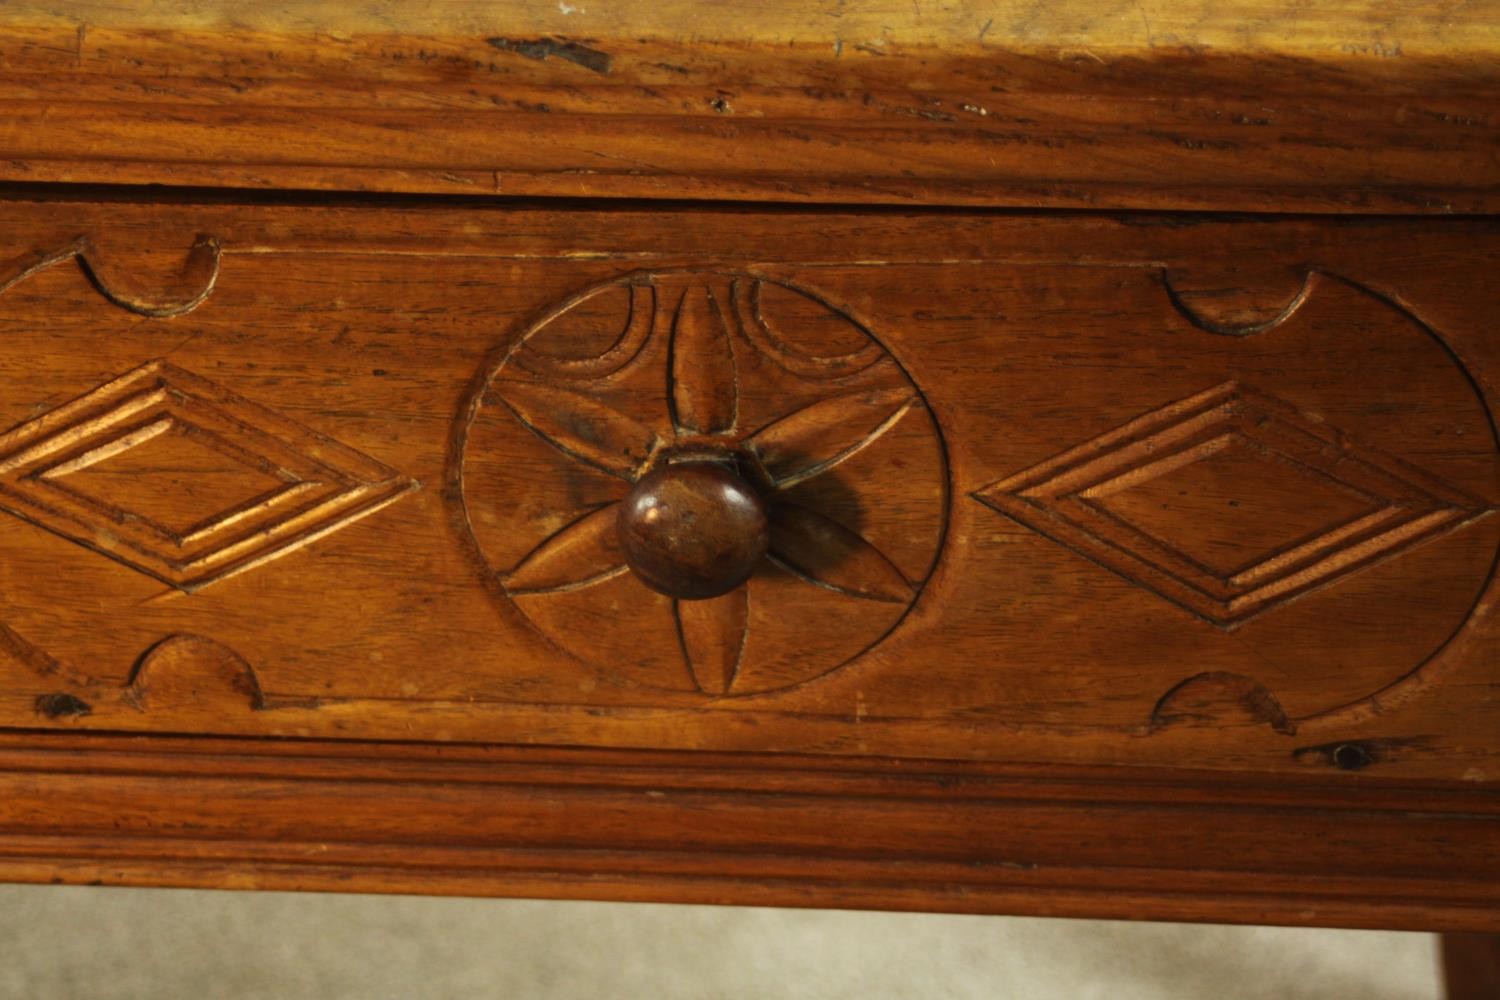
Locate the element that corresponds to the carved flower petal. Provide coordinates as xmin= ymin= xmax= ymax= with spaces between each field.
xmin=490 ymin=377 xmax=659 ymax=479
xmin=674 ymin=587 xmax=750 ymax=694
xmin=504 ymin=503 xmax=627 ymax=594
xmin=768 ymin=503 xmax=913 ymax=603
xmin=669 ymin=281 xmax=737 ymax=435
xmin=747 ymin=386 xmax=916 ymax=487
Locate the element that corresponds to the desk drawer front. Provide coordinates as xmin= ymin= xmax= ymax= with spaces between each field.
xmin=0 ymin=200 xmax=1495 ymax=781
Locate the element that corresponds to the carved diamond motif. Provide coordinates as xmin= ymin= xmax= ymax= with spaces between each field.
xmin=54 ymin=421 xmax=293 ymax=538
xmin=0 ymin=360 xmax=416 ymax=589
xmin=974 ymin=382 xmax=1490 ymax=628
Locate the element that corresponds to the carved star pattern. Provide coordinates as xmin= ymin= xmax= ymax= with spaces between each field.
xmin=473 ymin=273 xmax=943 ymax=695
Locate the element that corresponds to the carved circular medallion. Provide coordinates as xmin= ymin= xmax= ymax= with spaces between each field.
xmin=457 ymin=271 xmax=947 ymax=696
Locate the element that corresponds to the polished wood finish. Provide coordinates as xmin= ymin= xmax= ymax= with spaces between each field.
xmin=1443 ymin=934 xmax=1500 ymax=999
xmin=618 ymin=462 xmax=769 ymax=601
xmin=3 ymin=732 xmax=1500 ymax=931
xmin=0 ymin=2 xmax=1496 ymax=210
xmin=0 ymin=2 xmax=1496 ymax=933
xmin=0 ymin=199 xmax=1492 ymax=930
xmin=0 ymin=199 xmax=1492 ymax=773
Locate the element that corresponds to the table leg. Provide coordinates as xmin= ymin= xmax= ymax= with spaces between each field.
xmin=1442 ymin=934 xmax=1500 ymax=1000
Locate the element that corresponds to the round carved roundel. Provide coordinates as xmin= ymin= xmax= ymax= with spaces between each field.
xmin=457 ymin=271 xmax=947 ymax=696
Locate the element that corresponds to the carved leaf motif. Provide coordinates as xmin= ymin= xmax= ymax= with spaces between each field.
xmin=674 ymin=587 xmax=750 ymax=694
xmin=504 ymin=504 xmax=626 ymax=594
xmin=768 ymin=503 xmax=913 ymax=603
xmin=669 ymin=281 xmax=737 ymax=435
xmin=491 ymin=377 xmax=659 ymax=479
xmin=747 ymin=386 xmax=916 ymax=487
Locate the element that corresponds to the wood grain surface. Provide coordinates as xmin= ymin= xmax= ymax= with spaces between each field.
xmin=4 ymin=731 xmax=1500 ymax=931
xmin=0 ymin=0 xmax=1497 ymax=938
xmin=0 ymin=195 xmax=1492 ymax=781
xmin=0 ymin=1 xmax=1495 ymax=210
xmin=1443 ymin=933 xmax=1500 ymax=999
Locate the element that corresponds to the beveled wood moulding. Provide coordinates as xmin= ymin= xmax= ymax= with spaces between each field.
xmin=0 ymin=1 xmax=1497 ymax=211
xmin=0 ymin=195 xmax=1493 ymax=929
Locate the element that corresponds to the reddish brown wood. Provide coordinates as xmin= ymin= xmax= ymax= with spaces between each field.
xmin=0 ymin=3 xmax=1494 ymax=211
xmin=0 ymin=3 xmax=1495 ymax=930
xmin=1443 ymin=934 xmax=1500 ymax=999
xmin=0 ymin=197 xmax=1485 ymax=927
xmin=0 ymin=199 xmax=1490 ymax=766
xmin=618 ymin=461 xmax=769 ymax=600
xmin=0 ymin=732 xmax=1498 ymax=931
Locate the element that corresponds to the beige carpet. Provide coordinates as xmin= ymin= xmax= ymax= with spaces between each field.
xmin=0 ymin=886 xmax=1440 ymax=998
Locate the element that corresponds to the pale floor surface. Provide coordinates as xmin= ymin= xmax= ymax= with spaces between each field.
xmin=0 ymin=885 xmax=1442 ymax=999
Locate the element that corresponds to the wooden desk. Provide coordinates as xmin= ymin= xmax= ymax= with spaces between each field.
xmin=0 ymin=4 xmax=1495 ymax=979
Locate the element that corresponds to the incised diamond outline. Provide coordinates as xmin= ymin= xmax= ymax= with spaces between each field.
xmin=0 ymin=360 xmax=417 ymax=590
xmin=974 ymin=381 xmax=1491 ymax=628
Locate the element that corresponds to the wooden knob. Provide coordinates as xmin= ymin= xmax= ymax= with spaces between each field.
xmin=617 ymin=461 xmax=769 ymax=599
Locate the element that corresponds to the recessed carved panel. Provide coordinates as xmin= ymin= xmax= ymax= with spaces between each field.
xmin=0 ymin=206 xmax=1493 ymax=781
xmin=457 ymin=271 xmax=947 ymax=695
xmin=974 ymin=381 xmax=1491 ymax=628
xmin=0 ymin=360 xmax=417 ymax=590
